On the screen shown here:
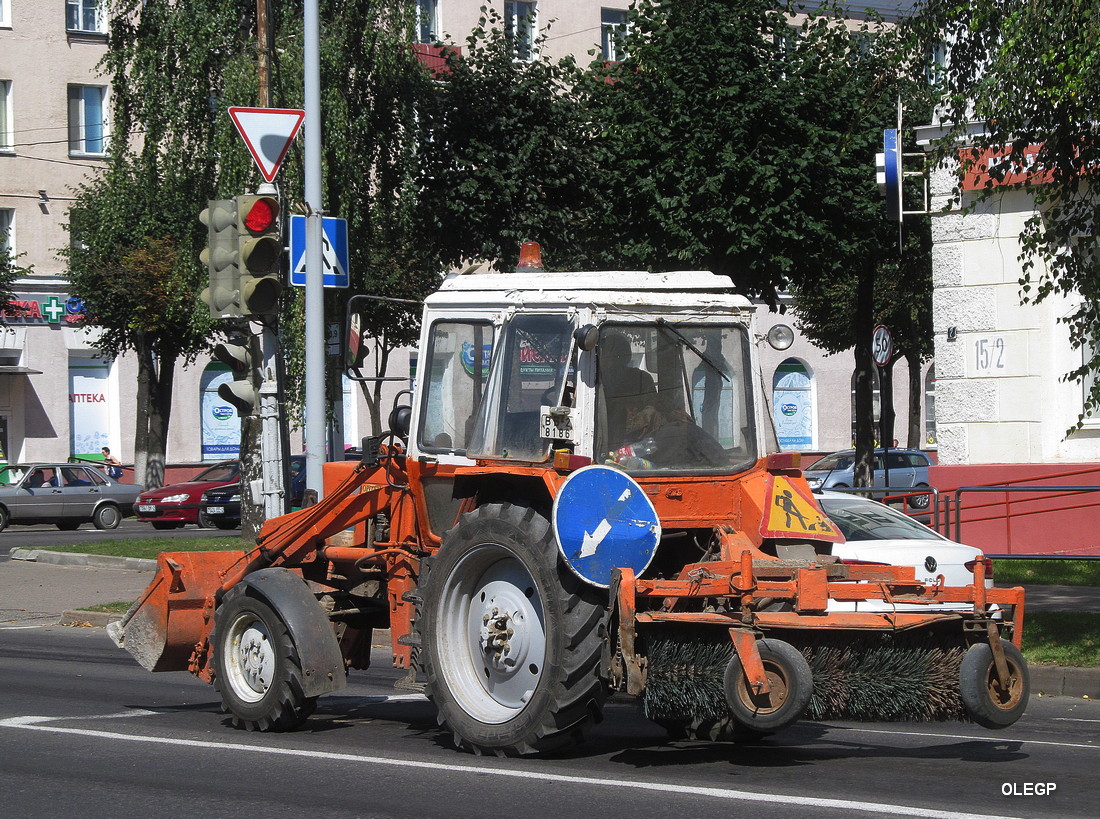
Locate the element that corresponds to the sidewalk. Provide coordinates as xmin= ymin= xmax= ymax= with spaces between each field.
xmin=3 ymin=548 xmax=1099 ymax=698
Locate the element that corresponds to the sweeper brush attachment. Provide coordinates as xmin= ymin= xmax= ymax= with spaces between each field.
xmin=643 ymin=632 xmax=968 ymax=725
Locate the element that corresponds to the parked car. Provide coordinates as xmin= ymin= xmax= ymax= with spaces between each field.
xmin=817 ymin=491 xmax=994 ymax=612
xmin=0 ymin=463 xmax=143 ymax=531
xmin=136 ymin=460 xmax=239 ymax=529
xmin=198 ymin=455 xmax=307 ymax=529
xmin=804 ymin=447 xmax=934 ymax=508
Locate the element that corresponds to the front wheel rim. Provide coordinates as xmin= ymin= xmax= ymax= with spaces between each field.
xmin=223 ymin=612 xmax=275 ymax=704
xmin=436 ymin=544 xmax=546 ymax=724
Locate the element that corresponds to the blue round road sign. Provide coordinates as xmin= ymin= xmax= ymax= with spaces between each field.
xmin=553 ymin=465 xmax=661 ymax=589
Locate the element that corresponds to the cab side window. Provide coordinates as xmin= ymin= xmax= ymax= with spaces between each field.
xmin=418 ymin=321 xmax=493 ymax=454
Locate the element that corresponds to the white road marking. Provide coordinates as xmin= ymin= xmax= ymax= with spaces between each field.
xmin=0 ymin=712 xmax=1022 ymax=819
xmin=845 ymin=725 xmax=1098 ymax=749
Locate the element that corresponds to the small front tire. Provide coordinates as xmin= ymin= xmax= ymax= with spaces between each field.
xmin=213 ymin=590 xmax=316 ymax=731
xmin=723 ymin=638 xmax=813 ymax=733
xmin=960 ymin=639 xmax=1029 ymax=729
xmin=93 ymin=504 xmax=121 ymax=530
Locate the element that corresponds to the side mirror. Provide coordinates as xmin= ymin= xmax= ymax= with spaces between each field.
xmin=388 ymin=405 xmax=412 ymax=439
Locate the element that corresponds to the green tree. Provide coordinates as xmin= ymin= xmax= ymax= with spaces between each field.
xmin=580 ymin=0 xmax=932 ymax=481
xmin=912 ymin=0 xmax=1100 ymax=425
xmin=415 ymin=10 xmax=603 ymax=274
xmin=0 ymin=237 xmax=26 ymax=320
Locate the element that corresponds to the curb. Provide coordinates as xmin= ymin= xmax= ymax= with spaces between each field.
xmin=1029 ymin=664 xmax=1100 ymax=700
xmin=10 ymin=547 xmax=157 ymax=572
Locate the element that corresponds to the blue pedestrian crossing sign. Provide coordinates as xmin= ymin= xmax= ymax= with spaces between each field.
xmin=553 ymin=465 xmax=661 ymax=588
xmin=289 ymin=215 xmax=350 ymax=289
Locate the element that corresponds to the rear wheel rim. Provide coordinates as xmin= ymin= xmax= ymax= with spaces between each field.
xmin=436 ymin=543 xmax=546 ymax=723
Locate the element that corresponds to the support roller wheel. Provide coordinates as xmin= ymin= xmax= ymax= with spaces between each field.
xmin=421 ymin=503 xmax=606 ymax=756
xmin=213 ymin=589 xmax=316 ymax=731
xmin=960 ymin=639 xmax=1029 ymax=729
xmin=723 ymin=638 xmax=812 ymax=733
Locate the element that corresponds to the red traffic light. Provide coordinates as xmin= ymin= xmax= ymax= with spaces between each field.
xmin=242 ymin=196 xmax=278 ymax=234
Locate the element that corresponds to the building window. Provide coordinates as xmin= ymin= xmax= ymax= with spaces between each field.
xmin=504 ymin=1 xmax=537 ymax=61
xmin=601 ymin=8 xmax=629 ymax=62
xmin=201 ymin=363 xmax=241 ymax=460
xmin=0 ymin=1 xmax=10 ymax=28
xmin=772 ymin=358 xmax=815 ymax=452
xmin=924 ymin=366 xmax=937 ymax=444
xmin=0 ymin=80 xmax=12 ymax=152
xmin=416 ymin=0 xmax=439 ymax=44
xmin=66 ymin=0 xmax=105 ymax=34
xmin=0 ymin=209 xmax=13 ymax=257
xmin=69 ymin=355 xmax=113 ymax=458
xmin=68 ymin=85 xmax=107 ymax=155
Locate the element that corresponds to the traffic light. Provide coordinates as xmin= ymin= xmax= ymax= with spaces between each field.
xmin=213 ymin=337 xmax=259 ymax=416
xmin=199 ymin=199 xmax=240 ymax=317
xmin=236 ymin=194 xmax=283 ymax=315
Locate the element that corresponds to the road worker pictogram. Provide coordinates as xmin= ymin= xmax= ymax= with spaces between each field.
xmin=760 ymin=474 xmax=844 ymax=542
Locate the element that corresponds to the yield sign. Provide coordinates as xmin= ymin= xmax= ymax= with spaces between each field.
xmin=228 ymin=106 xmax=305 ymax=182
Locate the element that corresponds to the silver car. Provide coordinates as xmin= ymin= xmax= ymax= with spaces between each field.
xmin=804 ymin=447 xmax=933 ymax=509
xmin=0 ymin=463 xmax=144 ymax=531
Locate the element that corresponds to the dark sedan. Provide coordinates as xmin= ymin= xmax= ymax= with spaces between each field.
xmin=199 ymin=455 xmax=306 ymax=529
xmin=0 ymin=463 xmax=143 ymax=531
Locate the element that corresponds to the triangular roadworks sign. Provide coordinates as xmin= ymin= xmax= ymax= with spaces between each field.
xmin=228 ymin=107 xmax=305 ymax=182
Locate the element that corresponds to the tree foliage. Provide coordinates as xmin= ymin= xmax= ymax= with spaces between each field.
xmin=912 ymin=0 xmax=1100 ymax=424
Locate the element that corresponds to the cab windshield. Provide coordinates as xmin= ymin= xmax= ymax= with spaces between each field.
xmin=466 ymin=313 xmax=573 ymax=462
xmin=596 ymin=321 xmax=756 ymax=473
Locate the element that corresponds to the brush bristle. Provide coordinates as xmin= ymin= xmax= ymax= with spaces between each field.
xmin=643 ymin=631 xmax=967 ymax=727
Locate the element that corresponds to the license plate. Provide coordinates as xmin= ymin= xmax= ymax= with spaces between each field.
xmin=206 ymin=506 xmax=224 ymax=515
xmin=540 ymin=406 xmax=574 ymax=441
xmin=137 ymin=504 xmax=156 ymax=513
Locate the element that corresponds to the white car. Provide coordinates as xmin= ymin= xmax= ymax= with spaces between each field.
xmin=816 ymin=491 xmax=994 ymax=612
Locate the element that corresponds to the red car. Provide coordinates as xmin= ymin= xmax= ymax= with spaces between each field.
xmin=135 ymin=461 xmax=239 ymax=529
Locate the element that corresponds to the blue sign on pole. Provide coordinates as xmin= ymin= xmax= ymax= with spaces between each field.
xmin=553 ymin=465 xmax=661 ymax=588
xmin=883 ymin=128 xmax=902 ymax=223
xmin=289 ymin=214 xmax=350 ymax=288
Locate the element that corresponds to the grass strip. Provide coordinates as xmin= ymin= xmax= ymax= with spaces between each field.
xmin=1022 ymin=611 xmax=1100 ymax=668
xmin=43 ymin=537 xmax=249 ymax=561
xmin=993 ymin=558 xmax=1100 ymax=587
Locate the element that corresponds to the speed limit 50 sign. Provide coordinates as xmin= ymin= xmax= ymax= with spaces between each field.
xmin=872 ymin=324 xmax=893 ymax=366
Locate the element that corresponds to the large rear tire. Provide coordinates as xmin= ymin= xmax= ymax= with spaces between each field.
xmin=723 ymin=638 xmax=812 ymax=733
xmin=421 ymin=503 xmax=606 ymax=755
xmin=213 ymin=589 xmax=317 ymax=731
xmin=960 ymin=639 xmax=1029 ymax=729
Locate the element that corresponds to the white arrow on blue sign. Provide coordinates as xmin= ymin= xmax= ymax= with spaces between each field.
xmin=289 ymin=214 xmax=350 ymax=289
xmin=553 ymin=464 xmax=661 ymax=588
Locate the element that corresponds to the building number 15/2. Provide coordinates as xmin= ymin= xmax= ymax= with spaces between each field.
xmin=974 ymin=336 xmax=1006 ymax=372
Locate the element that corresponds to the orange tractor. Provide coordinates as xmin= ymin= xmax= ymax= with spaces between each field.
xmin=110 ymin=260 xmax=1028 ymax=754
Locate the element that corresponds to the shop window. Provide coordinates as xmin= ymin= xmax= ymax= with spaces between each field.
xmin=772 ymin=358 xmax=815 ymax=451
xmin=69 ymin=355 xmax=112 ymax=457
xmin=924 ymin=365 xmax=937 ymax=444
xmin=201 ymin=362 xmax=240 ymax=461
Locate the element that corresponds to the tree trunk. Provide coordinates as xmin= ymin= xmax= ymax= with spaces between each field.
xmin=905 ymin=352 xmax=923 ymax=449
xmin=852 ymin=266 xmax=876 ymax=489
xmin=145 ymin=344 xmax=176 ymax=492
xmin=133 ymin=337 xmax=152 ymax=489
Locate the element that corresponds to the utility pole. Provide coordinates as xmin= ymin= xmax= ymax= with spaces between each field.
xmin=303 ymin=0 xmax=326 ymax=499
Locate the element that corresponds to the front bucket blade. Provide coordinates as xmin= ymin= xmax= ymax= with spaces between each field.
xmin=109 ymin=550 xmax=247 ymax=672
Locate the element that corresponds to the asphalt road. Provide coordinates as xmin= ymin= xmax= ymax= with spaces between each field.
xmin=1 ymin=626 xmax=1097 ymax=819
xmin=0 ymin=519 xmax=234 ymax=557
